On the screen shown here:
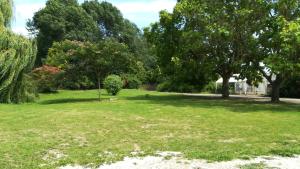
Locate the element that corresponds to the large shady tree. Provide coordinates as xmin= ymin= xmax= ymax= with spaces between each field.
xmin=27 ymin=0 xmax=99 ymax=66
xmin=146 ymin=0 xmax=262 ymax=97
xmin=249 ymin=0 xmax=300 ymax=102
xmin=0 ymin=0 xmax=37 ymax=103
xmin=175 ymin=0 xmax=260 ymax=98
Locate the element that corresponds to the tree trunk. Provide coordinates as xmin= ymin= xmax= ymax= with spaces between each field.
xmin=98 ymin=77 xmax=101 ymax=101
xmin=271 ymin=82 xmax=280 ymax=103
xmin=222 ymin=76 xmax=230 ymax=98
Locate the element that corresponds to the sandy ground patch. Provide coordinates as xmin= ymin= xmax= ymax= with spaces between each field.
xmin=43 ymin=149 xmax=65 ymax=161
xmin=60 ymin=151 xmax=300 ymax=169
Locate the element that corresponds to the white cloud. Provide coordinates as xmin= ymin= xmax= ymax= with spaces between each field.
xmin=115 ymin=0 xmax=176 ymax=14
xmin=12 ymin=2 xmax=45 ymax=36
xmin=11 ymin=26 xmax=29 ymax=36
xmin=15 ymin=3 xmax=45 ymax=19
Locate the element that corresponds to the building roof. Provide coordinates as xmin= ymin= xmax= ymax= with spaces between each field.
xmin=216 ymin=74 xmax=247 ymax=84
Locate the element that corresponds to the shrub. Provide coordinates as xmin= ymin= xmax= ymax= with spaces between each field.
xmin=31 ymin=65 xmax=61 ymax=93
xmin=141 ymin=84 xmax=157 ymax=91
xmin=203 ymin=82 xmax=217 ymax=93
xmin=60 ymin=74 xmax=94 ymax=90
xmin=104 ymin=75 xmax=123 ymax=95
xmin=157 ymin=80 xmax=172 ymax=92
xmin=280 ymin=75 xmax=300 ymax=98
xmin=122 ymin=74 xmax=142 ymax=89
xmin=157 ymin=79 xmax=199 ymax=93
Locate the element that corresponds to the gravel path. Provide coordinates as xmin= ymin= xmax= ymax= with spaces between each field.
xmin=182 ymin=93 xmax=300 ymax=104
xmin=60 ymin=152 xmax=300 ymax=169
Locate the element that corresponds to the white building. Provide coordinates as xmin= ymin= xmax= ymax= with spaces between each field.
xmin=216 ymin=74 xmax=269 ymax=95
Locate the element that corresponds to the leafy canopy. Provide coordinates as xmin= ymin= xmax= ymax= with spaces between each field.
xmin=0 ymin=0 xmax=37 ymax=103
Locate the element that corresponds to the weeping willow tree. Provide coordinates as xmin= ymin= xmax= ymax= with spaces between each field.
xmin=0 ymin=0 xmax=37 ymax=103
xmin=0 ymin=0 xmax=13 ymax=27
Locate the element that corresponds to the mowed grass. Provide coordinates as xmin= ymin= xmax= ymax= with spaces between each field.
xmin=0 ymin=89 xmax=300 ymax=168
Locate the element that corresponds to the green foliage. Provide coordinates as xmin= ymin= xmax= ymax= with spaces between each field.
xmin=144 ymin=7 xmax=217 ymax=93
xmin=0 ymin=0 xmax=12 ymax=27
xmin=60 ymin=74 xmax=94 ymax=90
xmin=157 ymin=79 xmax=201 ymax=93
xmin=81 ymin=1 xmax=124 ymax=37
xmin=104 ymin=75 xmax=123 ymax=95
xmin=174 ymin=0 xmax=261 ymax=97
xmin=31 ymin=65 xmax=61 ymax=93
xmin=46 ymin=40 xmax=96 ymax=90
xmin=0 ymin=0 xmax=37 ymax=103
xmin=0 ymin=28 xmax=37 ymax=103
xmin=244 ymin=0 xmax=300 ymax=102
xmin=28 ymin=0 xmax=99 ymax=66
xmin=146 ymin=0 xmax=300 ymax=101
xmin=47 ymin=39 xmax=134 ymax=90
xmin=280 ymin=75 xmax=300 ymax=98
xmin=29 ymin=0 xmax=152 ymax=69
xmin=122 ymin=74 xmax=142 ymax=89
xmin=203 ymin=82 xmax=218 ymax=94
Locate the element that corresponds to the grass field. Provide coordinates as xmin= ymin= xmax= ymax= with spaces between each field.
xmin=0 ymin=89 xmax=300 ymax=169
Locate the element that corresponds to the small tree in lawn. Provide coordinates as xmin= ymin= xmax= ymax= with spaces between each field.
xmin=85 ymin=39 xmax=133 ymax=100
xmin=47 ymin=39 xmax=133 ymax=101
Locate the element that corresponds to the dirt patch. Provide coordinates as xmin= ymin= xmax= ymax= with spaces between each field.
xmin=218 ymin=138 xmax=244 ymax=143
xmin=43 ymin=149 xmax=65 ymax=162
xmin=60 ymin=152 xmax=300 ymax=169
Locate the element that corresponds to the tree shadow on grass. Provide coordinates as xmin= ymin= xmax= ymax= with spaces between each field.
xmin=125 ymin=94 xmax=300 ymax=113
xmin=39 ymin=98 xmax=108 ymax=105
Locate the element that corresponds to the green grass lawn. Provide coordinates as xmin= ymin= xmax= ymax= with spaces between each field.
xmin=1 ymin=89 xmax=300 ymax=168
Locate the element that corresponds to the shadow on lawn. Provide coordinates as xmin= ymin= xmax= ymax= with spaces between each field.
xmin=39 ymin=98 xmax=101 ymax=105
xmin=125 ymin=94 xmax=300 ymax=113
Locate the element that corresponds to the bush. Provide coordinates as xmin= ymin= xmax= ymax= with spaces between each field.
xmin=280 ymin=75 xmax=300 ymax=98
xmin=203 ymin=82 xmax=217 ymax=93
xmin=104 ymin=75 xmax=123 ymax=95
xmin=122 ymin=74 xmax=142 ymax=89
xmin=60 ymin=74 xmax=94 ymax=90
xmin=31 ymin=65 xmax=61 ymax=93
xmin=157 ymin=80 xmax=199 ymax=93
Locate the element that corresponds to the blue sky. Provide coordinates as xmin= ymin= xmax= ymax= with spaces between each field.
xmin=12 ymin=0 xmax=177 ymax=36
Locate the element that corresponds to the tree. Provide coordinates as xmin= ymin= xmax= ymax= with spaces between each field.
xmin=28 ymin=0 xmax=99 ymax=66
xmin=0 ymin=0 xmax=37 ymax=103
xmin=84 ymin=39 xmax=133 ymax=100
xmin=47 ymin=39 xmax=134 ymax=100
xmin=29 ymin=0 xmax=149 ymax=67
xmin=0 ymin=0 xmax=13 ymax=27
xmin=29 ymin=0 xmax=156 ymax=86
xmin=31 ymin=65 xmax=61 ymax=93
xmin=172 ymin=0 xmax=263 ymax=98
xmin=81 ymin=1 xmax=124 ymax=38
xmin=80 ymin=1 xmax=157 ymax=83
xmin=144 ymin=10 xmax=214 ymax=93
xmin=81 ymin=1 xmax=141 ymax=51
xmin=280 ymin=75 xmax=300 ymax=98
xmin=145 ymin=1 xmax=263 ymax=95
xmin=249 ymin=0 xmax=300 ymax=102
